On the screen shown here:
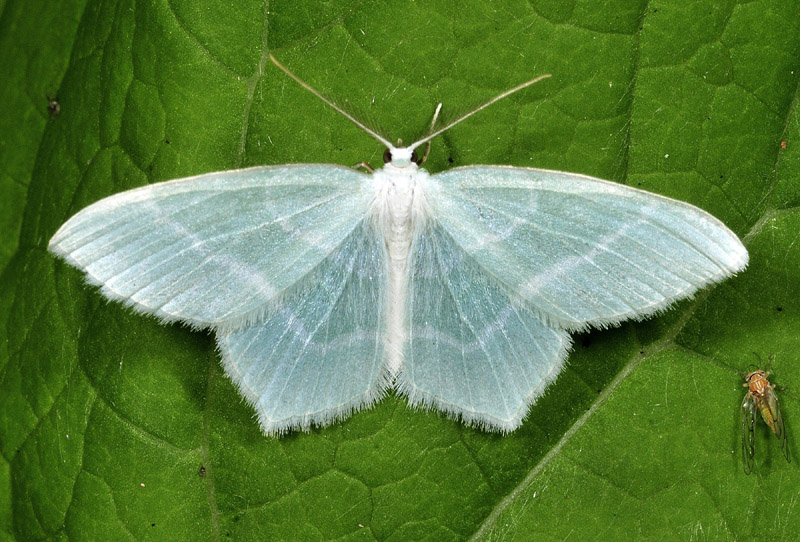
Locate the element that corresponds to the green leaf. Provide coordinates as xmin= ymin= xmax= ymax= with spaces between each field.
xmin=1 ymin=0 xmax=798 ymax=540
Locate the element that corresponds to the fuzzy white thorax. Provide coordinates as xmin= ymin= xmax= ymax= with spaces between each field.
xmin=368 ymin=155 xmax=431 ymax=376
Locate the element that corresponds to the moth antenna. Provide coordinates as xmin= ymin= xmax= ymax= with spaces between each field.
xmin=407 ymin=74 xmax=551 ymax=152
xmin=270 ymin=54 xmax=394 ymax=150
xmin=417 ymin=103 xmax=442 ymax=165
xmin=352 ymin=161 xmax=375 ymax=173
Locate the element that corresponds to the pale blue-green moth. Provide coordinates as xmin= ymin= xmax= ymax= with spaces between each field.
xmin=49 ymin=56 xmax=748 ymax=436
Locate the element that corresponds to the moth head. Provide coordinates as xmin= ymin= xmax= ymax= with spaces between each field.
xmin=383 ymin=146 xmax=419 ymax=168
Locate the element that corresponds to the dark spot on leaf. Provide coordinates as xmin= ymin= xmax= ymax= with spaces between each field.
xmin=597 ymin=389 xmax=602 ymax=394
xmin=151 ymin=523 xmax=156 ymax=527
xmin=776 ymin=306 xmax=783 ymax=312
xmin=165 ymin=139 xmax=170 ymax=144
xmin=47 ymin=96 xmax=60 ymax=117
xmin=199 ymin=465 xmax=206 ymax=477
xmin=448 ymin=156 xmax=454 ymax=164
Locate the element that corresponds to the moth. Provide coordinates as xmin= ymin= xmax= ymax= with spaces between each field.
xmin=49 ymin=56 xmax=748 ymax=435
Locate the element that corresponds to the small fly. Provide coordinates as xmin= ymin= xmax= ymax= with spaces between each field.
xmin=741 ymin=358 xmax=790 ymax=474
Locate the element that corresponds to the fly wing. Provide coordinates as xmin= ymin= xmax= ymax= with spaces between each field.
xmin=427 ymin=167 xmax=748 ymax=331
xmin=765 ymin=389 xmax=791 ymax=463
xmin=216 ymin=221 xmax=388 ymax=435
xmin=49 ymin=165 xmax=373 ymax=331
xmin=399 ymin=219 xmax=571 ymax=432
xmin=741 ymin=394 xmax=757 ymax=475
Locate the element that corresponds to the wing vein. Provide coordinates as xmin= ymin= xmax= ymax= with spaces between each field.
xmin=431 ymin=226 xmax=510 ymax=417
xmin=459 ymin=192 xmax=702 ymax=293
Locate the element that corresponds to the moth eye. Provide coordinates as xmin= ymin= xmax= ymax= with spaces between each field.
xmin=411 ymin=150 xmax=420 ymax=164
xmin=383 ymin=149 xmax=392 ymax=163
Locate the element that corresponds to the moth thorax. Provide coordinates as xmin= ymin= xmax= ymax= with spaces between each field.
xmin=371 ymin=166 xmax=430 ymax=247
